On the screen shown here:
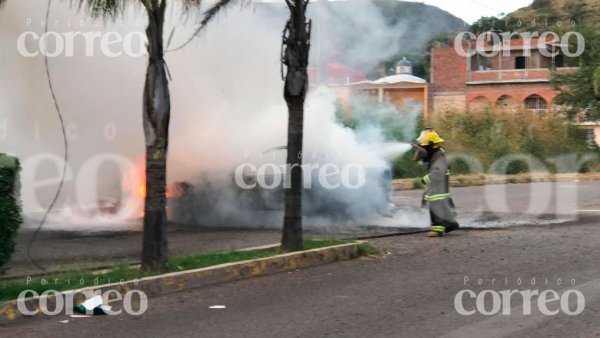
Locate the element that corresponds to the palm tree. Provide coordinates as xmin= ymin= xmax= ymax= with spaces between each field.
xmin=280 ymin=0 xmax=311 ymax=250
xmin=195 ymin=0 xmax=311 ymax=250
xmin=77 ymin=0 xmax=226 ymax=271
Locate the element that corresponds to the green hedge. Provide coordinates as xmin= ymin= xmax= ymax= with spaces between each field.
xmin=0 ymin=154 xmax=22 ymax=274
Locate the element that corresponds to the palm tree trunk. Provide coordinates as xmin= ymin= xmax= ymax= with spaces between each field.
xmin=141 ymin=1 xmax=170 ymax=271
xmin=281 ymin=1 xmax=310 ymax=251
xmin=282 ymin=97 xmax=304 ymax=250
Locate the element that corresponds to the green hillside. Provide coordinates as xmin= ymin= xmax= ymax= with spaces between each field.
xmin=507 ymin=0 xmax=599 ymax=28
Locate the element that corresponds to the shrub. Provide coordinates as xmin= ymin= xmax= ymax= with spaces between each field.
xmin=448 ymin=157 xmax=476 ymax=175
xmin=0 ymin=154 xmax=22 ymax=274
xmin=428 ymin=110 xmax=599 ymax=175
xmin=505 ymin=160 xmax=530 ymax=175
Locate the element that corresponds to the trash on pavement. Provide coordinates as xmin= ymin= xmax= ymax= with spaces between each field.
xmin=74 ymin=295 xmax=112 ymax=315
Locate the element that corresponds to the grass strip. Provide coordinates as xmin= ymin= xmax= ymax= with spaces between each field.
xmin=0 ymin=239 xmax=370 ymax=301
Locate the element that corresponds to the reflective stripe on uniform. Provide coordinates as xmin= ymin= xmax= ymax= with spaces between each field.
xmin=424 ymin=193 xmax=450 ymax=201
xmin=430 ymin=225 xmax=445 ymax=232
xmin=422 ymin=175 xmax=431 ymax=184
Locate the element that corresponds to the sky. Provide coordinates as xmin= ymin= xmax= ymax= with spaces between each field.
xmin=406 ymin=0 xmax=534 ymax=23
xmin=258 ymin=0 xmax=535 ymax=24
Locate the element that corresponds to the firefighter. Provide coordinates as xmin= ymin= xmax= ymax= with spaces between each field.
xmin=412 ymin=128 xmax=459 ymax=237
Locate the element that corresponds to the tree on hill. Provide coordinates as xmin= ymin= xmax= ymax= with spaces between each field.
xmin=469 ymin=16 xmax=507 ymax=35
xmin=532 ymin=0 xmax=551 ymax=10
xmin=552 ymin=25 xmax=600 ymax=120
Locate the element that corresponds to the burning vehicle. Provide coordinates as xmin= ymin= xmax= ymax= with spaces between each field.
xmin=168 ymin=151 xmax=395 ymax=228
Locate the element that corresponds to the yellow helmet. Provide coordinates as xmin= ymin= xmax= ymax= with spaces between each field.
xmin=417 ymin=129 xmax=444 ymax=146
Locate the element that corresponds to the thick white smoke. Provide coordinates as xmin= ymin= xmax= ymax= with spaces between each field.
xmin=0 ymin=0 xmax=423 ymax=230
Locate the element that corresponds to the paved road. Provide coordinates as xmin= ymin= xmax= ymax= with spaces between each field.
xmin=392 ymin=180 xmax=600 ymax=228
xmin=3 ymin=181 xmax=600 ymax=337
xmin=4 ymin=217 xmax=600 ymax=337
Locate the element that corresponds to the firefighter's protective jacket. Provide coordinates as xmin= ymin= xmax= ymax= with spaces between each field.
xmin=421 ymin=148 xmax=450 ymax=202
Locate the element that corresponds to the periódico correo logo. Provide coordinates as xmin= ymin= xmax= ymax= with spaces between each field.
xmin=17 ymin=30 xmax=146 ymax=58
xmin=454 ymin=288 xmax=585 ymax=316
xmin=17 ymin=289 xmax=148 ymax=316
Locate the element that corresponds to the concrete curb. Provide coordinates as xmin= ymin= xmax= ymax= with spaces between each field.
xmin=393 ymin=173 xmax=600 ymax=191
xmin=0 ymin=242 xmax=362 ymax=322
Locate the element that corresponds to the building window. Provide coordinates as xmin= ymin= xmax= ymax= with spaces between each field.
xmin=515 ymin=56 xmax=527 ymax=69
xmin=473 ymin=55 xmax=491 ymax=71
xmin=524 ymin=95 xmax=548 ymax=115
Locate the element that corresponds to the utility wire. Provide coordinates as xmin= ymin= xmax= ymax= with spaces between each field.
xmin=469 ymin=0 xmax=504 ymax=16
xmin=26 ymin=0 xmax=69 ymax=271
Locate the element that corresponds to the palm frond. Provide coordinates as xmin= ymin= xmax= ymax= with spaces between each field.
xmin=72 ymin=0 xmax=134 ymax=19
xmin=167 ymin=0 xmax=239 ymax=52
xmin=179 ymin=0 xmax=202 ymax=10
xmin=200 ymin=0 xmax=238 ymax=28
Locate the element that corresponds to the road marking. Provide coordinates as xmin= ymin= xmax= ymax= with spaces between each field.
xmin=577 ymin=209 xmax=600 ymax=212
xmin=209 ymin=305 xmax=226 ymax=309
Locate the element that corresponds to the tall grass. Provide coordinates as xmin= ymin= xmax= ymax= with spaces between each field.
xmin=427 ymin=110 xmax=598 ymax=175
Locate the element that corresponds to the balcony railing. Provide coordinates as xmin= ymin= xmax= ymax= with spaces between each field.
xmin=467 ymin=67 xmax=576 ymax=83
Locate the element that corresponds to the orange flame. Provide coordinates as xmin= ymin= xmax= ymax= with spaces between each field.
xmin=124 ymin=162 xmax=172 ymax=203
xmin=138 ymin=184 xmax=147 ymax=198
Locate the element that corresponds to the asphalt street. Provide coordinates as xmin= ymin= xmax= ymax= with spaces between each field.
xmin=3 ymin=181 xmax=600 ymax=337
